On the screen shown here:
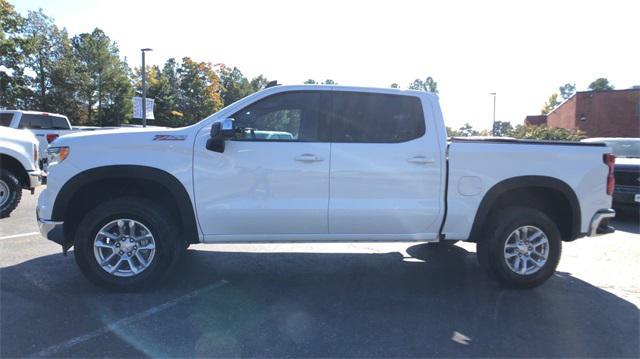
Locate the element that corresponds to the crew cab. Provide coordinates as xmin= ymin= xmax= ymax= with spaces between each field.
xmin=36 ymin=85 xmax=616 ymax=290
xmin=0 ymin=110 xmax=77 ymax=169
xmin=0 ymin=127 xmax=44 ymax=217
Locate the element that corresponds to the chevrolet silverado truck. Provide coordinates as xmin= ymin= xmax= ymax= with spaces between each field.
xmin=0 ymin=127 xmax=44 ymax=217
xmin=37 ymin=85 xmax=616 ymax=290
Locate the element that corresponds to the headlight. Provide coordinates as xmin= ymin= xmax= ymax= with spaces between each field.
xmin=47 ymin=146 xmax=70 ymax=166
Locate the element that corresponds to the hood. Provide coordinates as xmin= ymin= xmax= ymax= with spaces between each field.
xmin=0 ymin=127 xmax=38 ymax=146
xmin=51 ymin=126 xmax=191 ymax=147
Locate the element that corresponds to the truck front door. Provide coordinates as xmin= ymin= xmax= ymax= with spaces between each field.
xmin=193 ymin=91 xmax=331 ymax=240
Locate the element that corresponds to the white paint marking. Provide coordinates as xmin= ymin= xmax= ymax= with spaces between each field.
xmin=30 ymin=280 xmax=228 ymax=357
xmin=0 ymin=232 xmax=40 ymax=240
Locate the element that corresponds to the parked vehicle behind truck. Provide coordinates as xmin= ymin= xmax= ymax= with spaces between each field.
xmin=582 ymin=137 xmax=640 ymax=213
xmin=0 ymin=110 xmax=79 ymax=169
xmin=0 ymin=127 xmax=44 ymax=217
xmin=37 ymin=85 xmax=616 ymax=290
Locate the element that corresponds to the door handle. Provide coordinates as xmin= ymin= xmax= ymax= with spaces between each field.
xmin=407 ymin=156 xmax=435 ymax=164
xmin=294 ymin=154 xmax=323 ymax=162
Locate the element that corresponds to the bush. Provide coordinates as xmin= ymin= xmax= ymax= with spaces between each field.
xmin=509 ymin=124 xmax=586 ymax=141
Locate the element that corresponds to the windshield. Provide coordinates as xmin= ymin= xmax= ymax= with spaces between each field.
xmin=605 ymin=140 xmax=640 ymax=158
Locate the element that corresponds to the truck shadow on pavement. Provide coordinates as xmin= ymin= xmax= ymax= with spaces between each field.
xmin=1 ymin=243 xmax=638 ymax=358
xmin=612 ymin=216 xmax=639 ymax=235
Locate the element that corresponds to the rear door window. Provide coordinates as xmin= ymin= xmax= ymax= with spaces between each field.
xmin=19 ymin=114 xmax=50 ymax=129
xmin=0 ymin=113 xmax=14 ymax=127
xmin=18 ymin=114 xmax=67 ymax=129
xmin=51 ymin=116 xmax=69 ymax=129
xmin=331 ymin=92 xmax=425 ymax=143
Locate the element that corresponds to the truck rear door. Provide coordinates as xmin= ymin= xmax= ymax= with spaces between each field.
xmin=328 ymin=91 xmax=444 ymax=239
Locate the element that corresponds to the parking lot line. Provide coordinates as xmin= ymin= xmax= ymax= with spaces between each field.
xmin=0 ymin=232 xmax=40 ymax=240
xmin=29 ymin=280 xmax=228 ymax=357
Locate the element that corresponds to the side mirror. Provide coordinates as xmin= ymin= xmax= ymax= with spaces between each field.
xmin=206 ymin=118 xmax=235 ymax=153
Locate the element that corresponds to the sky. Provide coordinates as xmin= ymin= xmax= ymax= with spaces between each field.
xmin=13 ymin=0 xmax=640 ymax=129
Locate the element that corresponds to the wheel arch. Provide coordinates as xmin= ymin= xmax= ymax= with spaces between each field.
xmin=468 ymin=175 xmax=581 ymax=242
xmin=0 ymin=154 xmax=29 ymax=188
xmin=52 ymin=165 xmax=199 ymax=246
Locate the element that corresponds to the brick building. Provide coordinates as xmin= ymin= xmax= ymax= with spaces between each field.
xmin=524 ymin=88 xmax=640 ymax=137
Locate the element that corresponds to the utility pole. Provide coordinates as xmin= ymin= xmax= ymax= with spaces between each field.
xmin=490 ymin=92 xmax=497 ymax=135
xmin=141 ymin=48 xmax=152 ymax=127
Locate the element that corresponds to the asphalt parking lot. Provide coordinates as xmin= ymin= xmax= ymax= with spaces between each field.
xmin=1 ymin=188 xmax=638 ymax=358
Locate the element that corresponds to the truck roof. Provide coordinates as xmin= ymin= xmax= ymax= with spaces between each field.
xmin=260 ymin=84 xmax=438 ymax=99
xmin=0 ymin=109 xmax=68 ymax=118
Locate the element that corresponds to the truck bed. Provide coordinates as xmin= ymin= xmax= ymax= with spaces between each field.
xmin=449 ymin=137 xmax=607 ymax=147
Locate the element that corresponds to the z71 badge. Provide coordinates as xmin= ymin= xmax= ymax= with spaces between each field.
xmin=153 ymin=135 xmax=187 ymax=141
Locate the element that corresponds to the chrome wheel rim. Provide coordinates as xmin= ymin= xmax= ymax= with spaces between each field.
xmin=0 ymin=179 xmax=10 ymax=207
xmin=93 ymin=219 xmax=156 ymax=277
xmin=503 ymin=225 xmax=549 ymax=275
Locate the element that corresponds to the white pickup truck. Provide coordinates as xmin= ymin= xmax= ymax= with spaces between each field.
xmin=0 ymin=127 xmax=44 ymax=217
xmin=36 ymin=85 xmax=616 ymax=290
xmin=0 ymin=110 xmax=80 ymax=169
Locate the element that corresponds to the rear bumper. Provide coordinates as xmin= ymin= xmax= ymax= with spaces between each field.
xmin=588 ymin=209 xmax=616 ymax=237
xmin=27 ymin=170 xmax=45 ymax=189
xmin=613 ymin=186 xmax=639 ymax=208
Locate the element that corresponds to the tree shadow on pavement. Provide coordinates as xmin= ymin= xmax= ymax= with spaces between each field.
xmin=1 ymin=243 xmax=638 ymax=358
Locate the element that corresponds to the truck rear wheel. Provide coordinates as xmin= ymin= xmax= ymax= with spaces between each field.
xmin=477 ymin=207 xmax=561 ymax=289
xmin=74 ymin=197 xmax=180 ymax=291
xmin=0 ymin=169 xmax=22 ymax=218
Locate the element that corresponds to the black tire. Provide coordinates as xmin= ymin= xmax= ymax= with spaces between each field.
xmin=0 ymin=169 xmax=22 ymax=218
xmin=477 ymin=207 xmax=561 ymax=289
xmin=74 ymin=197 xmax=180 ymax=291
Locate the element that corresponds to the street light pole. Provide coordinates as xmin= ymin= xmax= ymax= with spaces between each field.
xmin=141 ymin=48 xmax=152 ymax=127
xmin=490 ymin=92 xmax=497 ymax=135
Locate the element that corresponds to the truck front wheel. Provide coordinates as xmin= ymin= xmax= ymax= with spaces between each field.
xmin=477 ymin=207 xmax=561 ymax=289
xmin=0 ymin=169 xmax=22 ymax=218
xmin=74 ymin=197 xmax=180 ymax=291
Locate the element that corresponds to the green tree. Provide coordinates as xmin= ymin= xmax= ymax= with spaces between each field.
xmin=457 ymin=123 xmax=478 ymax=137
xmin=390 ymin=83 xmax=399 ymax=88
xmin=0 ymin=0 xmax=31 ymax=108
xmin=155 ymin=58 xmax=184 ymax=126
xmin=446 ymin=126 xmax=462 ymax=137
xmin=250 ymin=74 xmax=269 ymax=92
xmin=100 ymin=58 xmax=133 ymax=126
xmin=492 ymin=121 xmax=513 ymax=137
xmin=72 ymin=28 xmax=132 ymax=125
xmin=510 ymin=124 xmax=585 ymax=141
xmin=588 ymin=78 xmax=614 ymax=91
xmin=134 ymin=58 xmax=186 ymax=127
xmin=217 ymin=65 xmax=252 ymax=106
xmin=21 ymin=9 xmax=81 ymax=115
xmin=559 ymin=83 xmax=575 ymax=100
xmin=303 ymin=79 xmax=336 ymax=85
xmin=22 ymin=9 xmax=56 ymax=110
xmin=177 ymin=57 xmax=223 ymax=124
xmin=409 ymin=76 xmax=438 ymax=94
xmin=541 ymin=93 xmax=561 ymax=115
